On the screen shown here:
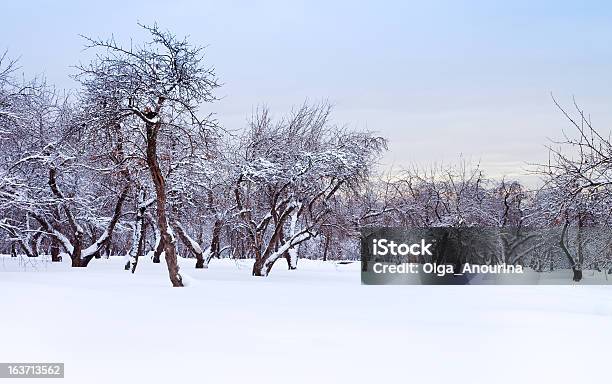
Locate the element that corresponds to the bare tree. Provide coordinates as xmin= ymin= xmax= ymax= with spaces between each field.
xmin=76 ymin=24 xmax=220 ymax=286
xmin=534 ymin=96 xmax=612 ymax=279
xmin=231 ymin=103 xmax=386 ymax=276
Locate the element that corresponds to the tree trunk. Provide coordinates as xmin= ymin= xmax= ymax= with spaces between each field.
xmin=285 ymin=248 xmax=298 ymax=270
xmin=30 ymin=230 xmax=42 ymax=258
xmin=174 ymin=221 xmax=206 ymax=269
xmin=251 ymin=246 xmax=267 ymax=276
xmin=71 ymin=231 xmax=84 ymax=267
xmin=129 ymin=219 xmax=146 ymax=273
xmin=152 ymin=235 xmax=164 ymax=264
xmin=253 ymin=232 xmax=312 ymax=276
xmin=147 ymin=213 xmax=163 ymax=263
xmin=50 ymin=239 xmax=61 ymax=262
xmin=559 ymin=219 xmax=582 ymax=282
xmin=195 ymin=255 xmax=205 ymax=269
xmin=210 ymin=219 xmax=223 ymax=261
xmin=284 ymin=208 xmax=300 ymax=270
xmin=80 ymin=255 xmax=96 ymax=268
xmin=575 ymin=216 xmax=584 ymax=282
xmin=146 ymin=117 xmax=183 ymax=287
xmin=91 ymin=226 xmax=102 ymax=259
xmin=322 ymin=235 xmax=330 ymax=262
xmin=126 ymin=189 xmax=147 ymax=272
xmin=132 ymin=218 xmax=146 ymax=273
xmin=252 ymin=255 xmax=276 ymax=276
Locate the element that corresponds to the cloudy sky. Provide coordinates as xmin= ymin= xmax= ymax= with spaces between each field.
xmin=3 ymin=0 xmax=612 ymax=184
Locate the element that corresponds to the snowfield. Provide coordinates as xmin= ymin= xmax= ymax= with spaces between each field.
xmin=1 ymin=255 xmax=611 ymax=384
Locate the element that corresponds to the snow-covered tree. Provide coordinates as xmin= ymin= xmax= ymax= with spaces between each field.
xmin=231 ymin=102 xmax=386 ymax=276
xmin=75 ymin=23 xmax=220 ymax=286
xmin=534 ymin=97 xmax=612 ymax=279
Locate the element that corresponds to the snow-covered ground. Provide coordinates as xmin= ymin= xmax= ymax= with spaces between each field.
xmin=1 ymin=255 xmax=611 ymax=384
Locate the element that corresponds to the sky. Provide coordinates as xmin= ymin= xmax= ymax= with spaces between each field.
xmin=2 ymin=0 xmax=612 ymax=185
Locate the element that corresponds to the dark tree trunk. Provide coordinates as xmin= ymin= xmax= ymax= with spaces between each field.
xmin=559 ymin=219 xmax=582 ymax=282
xmin=50 ymin=239 xmax=61 ymax=262
xmin=252 ymin=260 xmax=264 ymax=276
xmin=252 ymin=255 xmax=277 ymax=276
xmin=322 ymin=235 xmax=330 ymax=262
xmin=174 ymin=222 xmax=205 ymax=269
xmin=71 ymin=231 xmax=84 ymax=267
xmin=80 ymin=255 xmax=95 ymax=268
xmin=575 ymin=216 xmax=584 ymax=282
xmin=251 ymin=245 xmax=268 ymax=276
xmin=126 ymin=191 xmax=148 ymax=273
xmin=146 ymin=116 xmax=183 ymax=287
xmin=284 ymin=252 xmax=292 ymax=269
xmin=30 ymin=230 xmax=42 ymax=257
xmin=285 ymin=250 xmax=297 ymax=270
xmin=131 ymin=219 xmax=147 ymax=273
xmin=91 ymin=226 xmax=102 ymax=259
xmin=152 ymin=236 xmax=164 ymax=263
xmin=210 ymin=219 xmax=222 ymax=260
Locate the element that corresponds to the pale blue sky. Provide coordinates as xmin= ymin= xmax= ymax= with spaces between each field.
xmin=3 ymin=1 xmax=612 ymax=183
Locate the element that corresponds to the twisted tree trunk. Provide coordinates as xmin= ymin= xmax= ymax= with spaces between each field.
xmin=559 ymin=219 xmax=582 ymax=282
xmin=145 ymin=114 xmax=183 ymax=287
